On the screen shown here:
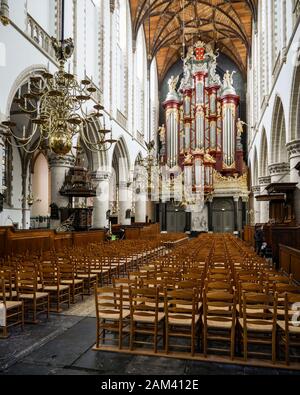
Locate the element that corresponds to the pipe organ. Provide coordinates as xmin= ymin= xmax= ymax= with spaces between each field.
xmin=159 ymin=42 xmax=248 ymax=232
xmin=161 ymin=42 xmax=244 ymax=194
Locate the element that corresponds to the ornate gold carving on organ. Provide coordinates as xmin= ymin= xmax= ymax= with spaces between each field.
xmin=161 ymin=42 xmax=245 ymax=195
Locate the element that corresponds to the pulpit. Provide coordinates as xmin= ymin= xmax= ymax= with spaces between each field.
xmin=256 ymin=183 xmax=298 ymax=224
xmin=59 ymin=164 xmax=96 ymax=231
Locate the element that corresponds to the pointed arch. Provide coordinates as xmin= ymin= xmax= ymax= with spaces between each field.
xmin=271 ymin=96 xmax=288 ymax=164
xmin=252 ymin=147 xmax=259 ymax=186
xmin=290 ymin=64 xmax=300 ymax=141
xmin=259 ymin=128 xmax=269 ymax=177
xmin=112 ymin=136 xmax=131 ymax=183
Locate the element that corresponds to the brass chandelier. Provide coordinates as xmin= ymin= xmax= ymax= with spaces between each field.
xmin=1 ymin=1 xmax=116 ymax=155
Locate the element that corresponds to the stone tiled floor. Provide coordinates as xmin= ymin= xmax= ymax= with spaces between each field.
xmin=1 ymin=312 xmax=300 ymax=376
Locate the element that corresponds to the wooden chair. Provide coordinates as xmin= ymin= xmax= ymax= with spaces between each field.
xmin=277 ymin=293 xmax=300 ymax=365
xmin=95 ymin=286 xmax=130 ymax=349
xmin=202 ymin=290 xmax=237 ymax=360
xmin=0 ymin=269 xmax=18 ymax=300
xmin=129 ymin=287 xmax=165 ymax=353
xmin=0 ymin=277 xmax=24 ymax=338
xmin=113 ymin=277 xmax=138 ymax=308
xmin=40 ymin=263 xmax=70 ymax=313
xmin=165 ymin=288 xmax=200 ymax=355
xmin=60 ymin=263 xmax=84 ymax=304
xmin=18 ymin=269 xmax=50 ymax=323
xmin=238 ymin=291 xmax=278 ymax=364
xmin=75 ymin=258 xmax=98 ymax=295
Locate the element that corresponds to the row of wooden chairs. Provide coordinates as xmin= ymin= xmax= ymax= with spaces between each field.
xmin=94 ymin=234 xmax=300 ymax=365
xmin=0 ymin=240 xmax=167 ymax=337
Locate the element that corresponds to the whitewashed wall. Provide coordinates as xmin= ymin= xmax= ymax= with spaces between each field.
xmin=0 ymin=0 xmax=160 ymax=227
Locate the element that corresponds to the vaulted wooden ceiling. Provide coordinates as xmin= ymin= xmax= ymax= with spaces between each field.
xmin=129 ymin=0 xmax=257 ymax=82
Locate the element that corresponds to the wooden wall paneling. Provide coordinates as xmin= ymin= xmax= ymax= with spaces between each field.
xmin=291 ymin=255 xmax=300 ymax=282
xmin=73 ymin=231 xmax=105 ymax=247
xmin=0 ymin=227 xmax=9 ymax=257
xmin=279 ymin=244 xmax=300 ymax=282
xmin=54 ymin=233 xmax=73 ymax=251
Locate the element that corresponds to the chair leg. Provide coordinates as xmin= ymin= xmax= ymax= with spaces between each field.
xmin=191 ymin=324 xmax=195 ymax=357
xmin=33 ymin=298 xmax=37 ymax=323
xmin=165 ymin=323 xmax=169 ymax=354
xmin=230 ymin=328 xmax=235 ymax=360
xmin=118 ymin=319 xmax=122 ymax=349
xmin=243 ymin=330 xmax=248 ymax=362
xmin=154 ymin=323 xmax=158 ymax=353
xmin=285 ymin=334 xmax=290 ymax=366
xmin=130 ymin=321 xmax=134 ymax=351
xmin=203 ymin=327 xmax=207 ymax=357
xmin=96 ymin=319 xmax=100 ymax=348
xmin=21 ymin=304 xmax=24 ymax=330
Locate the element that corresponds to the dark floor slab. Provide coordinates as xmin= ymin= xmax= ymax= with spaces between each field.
xmin=71 ymin=349 xmax=135 ymax=374
xmin=244 ymin=366 xmax=279 ymax=375
xmin=22 ymin=317 xmax=96 ymax=368
xmin=185 ymin=360 xmax=245 ymax=375
xmin=1 ymin=362 xmax=54 ymax=375
xmin=125 ymin=355 xmax=187 ymax=375
xmin=0 ymin=314 xmax=83 ymax=371
xmin=1 ymin=362 xmax=99 ymax=375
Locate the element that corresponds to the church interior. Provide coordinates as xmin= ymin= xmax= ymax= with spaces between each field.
xmin=0 ymin=0 xmax=300 ymax=377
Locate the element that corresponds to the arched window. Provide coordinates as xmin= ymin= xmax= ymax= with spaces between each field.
xmin=259 ymin=0 xmax=267 ymax=99
xmin=272 ymin=0 xmax=282 ymax=66
xmin=150 ymin=58 xmax=159 ymax=141
xmin=116 ymin=0 xmax=128 ymax=115
xmin=135 ymin=28 xmax=147 ymax=136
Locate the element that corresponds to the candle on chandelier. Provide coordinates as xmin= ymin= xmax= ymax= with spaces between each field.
xmin=22 ymin=126 xmax=26 ymax=139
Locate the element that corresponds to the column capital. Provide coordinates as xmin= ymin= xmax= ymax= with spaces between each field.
xmin=286 ymin=139 xmax=300 ymax=159
xmin=48 ymin=154 xmax=75 ymax=168
xmin=268 ymin=162 xmax=290 ymax=176
xmin=258 ymin=176 xmax=271 ymax=186
xmin=91 ymin=171 xmax=111 ymax=182
xmin=251 ymin=185 xmax=261 ymax=195
xmin=233 ymin=194 xmax=240 ymax=203
xmin=119 ymin=180 xmax=131 ymax=189
xmin=241 ymin=195 xmax=249 ymax=203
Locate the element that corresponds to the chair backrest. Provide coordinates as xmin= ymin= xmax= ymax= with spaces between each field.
xmin=241 ymin=291 xmax=278 ymax=327
xmin=95 ymin=286 xmax=125 ymax=318
xmin=129 ymin=287 xmax=161 ymax=319
xmin=203 ymin=290 xmax=236 ymax=324
xmin=283 ymin=292 xmax=300 ymax=332
xmin=17 ymin=268 xmax=39 ymax=293
xmin=205 ymin=280 xmax=233 ymax=293
xmin=0 ymin=277 xmax=7 ymax=304
xmin=274 ymin=283 xmax=300 ymax=297
xmin=166 ymin=288 xmax=198 ymax=321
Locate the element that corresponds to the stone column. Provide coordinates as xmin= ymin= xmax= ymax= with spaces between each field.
xmin=0 ymin=132 xmax=5 ymax=195
xmin=91 ymin=171 xmax=110 ymax=229
xmin=48 ymin=155 xmax=75 ymax=228
xmin=241 ymin=196 xmax=249 ymax=227
xmin=252 ymin=186 xmax=261 ymax=225
xmin=160 ymin=203 xmax=167 ymax=232
xmin=207 ymin=197 xmax=213 ymax=232
xmin=135 ymin=187 xmax=147 ymax=223
xmin=258 ymin=176 xmax=271 ymax=224
xmin=233 ymin=195 xmax=240 ymax=232
xmin=269 ymin=162 xmax=290 ymax=183
xmin=287 ymin=139 xmax=300 ymax=222
xmin=119 ymin=181 xmax=131 ymax=225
